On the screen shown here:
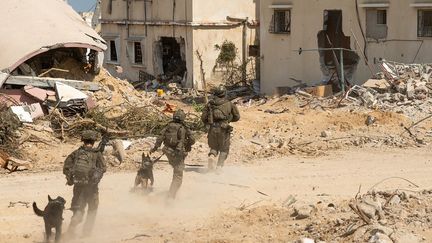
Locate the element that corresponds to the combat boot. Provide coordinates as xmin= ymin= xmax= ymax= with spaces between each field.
xmin=207 ymin=155 xmax=216 ymax=171
xmin=217 ymin=152 xmax=228 ymax=167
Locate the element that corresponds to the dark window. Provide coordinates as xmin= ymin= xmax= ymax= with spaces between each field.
xmin=134 ymin=42 xmax=143 ymax=64
xmin=418 ymin=10 xmax=432 ymax=37
xmin=269 ymin=10 xmax=291 ymax=33
xmin=377 ymin=10 xmax=387 ymax=24
xmin=110 ymin=40 xmax=118 ymax=62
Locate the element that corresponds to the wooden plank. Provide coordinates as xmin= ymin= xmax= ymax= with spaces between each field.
xmin=5 ymin=76 xmax=100 ymax=91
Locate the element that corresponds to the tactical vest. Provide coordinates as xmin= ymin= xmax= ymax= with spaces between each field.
xmin=163 ymin=122 xmax=194 ymax=152
xmin=72 ymin=149 xmax=97 ymax=184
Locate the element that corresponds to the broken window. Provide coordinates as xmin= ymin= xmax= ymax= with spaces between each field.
xmin=109 ymin=40 xmax=118 ymax=62
xmin=269 ymin=10 xmax=291 ymax=33
xmin=418 ymin=10 xmax=432 ymax=37
xmin=134 ymin=42 xmax=143 ymax=64
xmin=366 ymin=9 xmax=388 ymax=39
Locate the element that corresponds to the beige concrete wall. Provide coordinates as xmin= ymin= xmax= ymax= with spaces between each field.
xmin=193 ymin=0 xmax=257 ymax=21
xmin=100 ymin=0 xmax=257 ymax=88
xmin=192 ymin=26 xmax=256 ymax=88
xmin=260 ymin=0 xmax=432 ymax=94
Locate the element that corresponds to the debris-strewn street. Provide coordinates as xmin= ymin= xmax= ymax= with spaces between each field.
xmin=2 ymin=148 xmax=432 ymax=242
xmin=2 ymin=0 xmax=432 ymax=242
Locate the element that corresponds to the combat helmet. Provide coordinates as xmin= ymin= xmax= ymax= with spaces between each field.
xmin=81 ymin=130 xmax=99 ymax=142
xmin=173 ymin=109 xmax=186 ymax=122
xmin=212 ymin=85 xmax=227 ymax=98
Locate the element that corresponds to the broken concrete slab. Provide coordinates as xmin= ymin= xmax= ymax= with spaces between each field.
xmin=304 ymin=85 xmax=333 ymax=97
xmin=10 ymin=106 xmax=33 ymax=123
xmin=363 ymin=79 xmax=391 ymax=90
xmin=23 ymin=85 xmax=56 ymax=102
xmin=5 ymin=76 xmax=101 ymax=91
xmin=55 ymin=82 xmax=88 ymax=102
xmin=0 ymin=89 xmax=40 ymax=106
xmin=0 ymin=71 xmax=9 ymax=88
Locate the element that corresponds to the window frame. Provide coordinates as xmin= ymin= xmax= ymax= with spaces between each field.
xmin=365 ymin=8 xmax=388 ymax=39
xmin=126 ymin=38 xmax=145 ymax=66
xmin=418 ymin=9 xmax=432 ymax=37
xmin=376 ymin=9 xmax=387 ymax=25
xmin=269 ymin=9 xmax=291 ymax=34
xmin=103 ymin=36 xmax=120 ymax=64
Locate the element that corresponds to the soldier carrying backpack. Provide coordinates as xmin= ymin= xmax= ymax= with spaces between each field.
xmin=150 ymin=109 xmax=195 ymax=199
xmin=63 ymin=130 xmax=106 ymax=237
xmin=201 ymin=85 xmax=240 ymax=172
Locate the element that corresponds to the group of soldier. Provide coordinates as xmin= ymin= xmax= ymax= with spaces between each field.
xmin=61 ymin=85 xmax=240 ymax=236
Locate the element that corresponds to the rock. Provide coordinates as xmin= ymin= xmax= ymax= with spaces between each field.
xmin=366 ymin=115 xmax=376 ymax=126
xmin=388 ymin=195 xmax=401 ymax=205
xmin=296 ymin=238 xmax=315 ymax=243
xmin=406 ymin=78 xmax=415 ymax=99
xmin=369 ymin=232 xmax=392 ymax=243
xmin=293 ymin=205 xmax=313 ymax=220
xmin=320 ymin=130 xmax=331 ymax=138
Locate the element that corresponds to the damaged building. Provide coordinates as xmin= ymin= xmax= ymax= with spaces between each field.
xmin=0 ymin=0 xmax=106 ymax=81
xmin=260 ymin=0 xmax=432 ymax=94
xmin=0 ymin=0 xmax=107 ymax=118
xmin=100 ymin=0 xmax=259 ymax=88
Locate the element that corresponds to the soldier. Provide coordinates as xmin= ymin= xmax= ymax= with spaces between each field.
xmin=150 ymin=109 xmax=195 ymax=199
xmin=201 ymin=86 xmax=240 ymax=171
xmin=63 ymin=130 xmax=106 ymax=237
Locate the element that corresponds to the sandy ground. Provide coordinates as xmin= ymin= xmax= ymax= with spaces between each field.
xmin=1 ymin=147 xmax=432 ymax=243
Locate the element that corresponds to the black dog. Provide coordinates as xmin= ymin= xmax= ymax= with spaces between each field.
xmin=33 ymin=195 xmax=66 ymax=243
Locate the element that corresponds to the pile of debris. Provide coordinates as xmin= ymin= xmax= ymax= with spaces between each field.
xmin=346 ymin=60 xmax=432 ymax=112
xmin=289 ymin=186 xmax=431 ymax=243
xmin=0 ymin=105 xmax=21 ymax=153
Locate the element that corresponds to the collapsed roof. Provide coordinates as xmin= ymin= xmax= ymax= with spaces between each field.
xmin=0 ymin=0 xmax=107 ymax=73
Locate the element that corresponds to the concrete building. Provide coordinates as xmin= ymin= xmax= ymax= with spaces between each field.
xmin=100 ymin=0 xmax=259 ymax=88
xmin=260 ymin=0 xmax=432 ymax=94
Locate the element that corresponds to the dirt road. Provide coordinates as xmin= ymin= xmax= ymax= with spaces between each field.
xmin=1 ymin=147 xmax=431 ymax=243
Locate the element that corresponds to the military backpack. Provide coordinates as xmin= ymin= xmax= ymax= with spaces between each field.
xmin=72 ymin=149 xmax=97 ymax=184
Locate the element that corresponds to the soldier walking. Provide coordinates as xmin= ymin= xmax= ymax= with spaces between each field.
xmin=150 ymin=109 xmax=195 ymax=199
xmin=63 ymin=130 xmax=106 ymax=237
xmin=201 ymin=86 xmax=240 ymax=171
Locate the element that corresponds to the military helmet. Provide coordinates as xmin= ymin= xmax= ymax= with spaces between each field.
xmin=212 ymin=85 xmax=227 ymax=97
xmin=81 ymin=130 xmax=99 ymax=141
xmin=173 ymin=109 xmax=186 ymax=122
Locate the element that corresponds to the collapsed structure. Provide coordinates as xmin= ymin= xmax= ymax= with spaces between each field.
xmin=0 ymin=0 xmax=107 ymax=120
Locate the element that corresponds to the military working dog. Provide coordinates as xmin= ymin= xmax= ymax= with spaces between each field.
xmin=33 ymin=195 xmax=66 ymax=243
xmin=134 ymin=152 xmax=155 ymax=190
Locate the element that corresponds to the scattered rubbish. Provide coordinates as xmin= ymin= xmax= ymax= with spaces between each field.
xmin=8 ymin=201 xmax=30 ymax=208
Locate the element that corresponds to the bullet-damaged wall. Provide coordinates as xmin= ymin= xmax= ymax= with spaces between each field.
xmin=260 ymin=0 xmax=432 ymax=94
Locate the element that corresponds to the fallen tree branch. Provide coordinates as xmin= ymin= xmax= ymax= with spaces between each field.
xmin=368 ymin=177 xmax=419 ymax=192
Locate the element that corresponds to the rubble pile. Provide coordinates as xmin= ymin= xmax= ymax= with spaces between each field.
xmin=346 ymin=60 xmax=432 ymax=115
xmin=184 ymin=188 xmax=431 ymax=242
xmin=0 ymin=105 xmax=21 ymax=154
xmin=92 ymin=70 xmax=148 ymax=115
xmin=288 ymin=188 xmax=431 ymax=243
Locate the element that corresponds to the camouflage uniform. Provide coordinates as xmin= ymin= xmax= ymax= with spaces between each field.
xmin=201 ymin=87 xmax=240 ymax=169
xmin=63 ymin=131 xmax=106 ymax=235
xmin=151 ymin=110 xmax=195 ymax=199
